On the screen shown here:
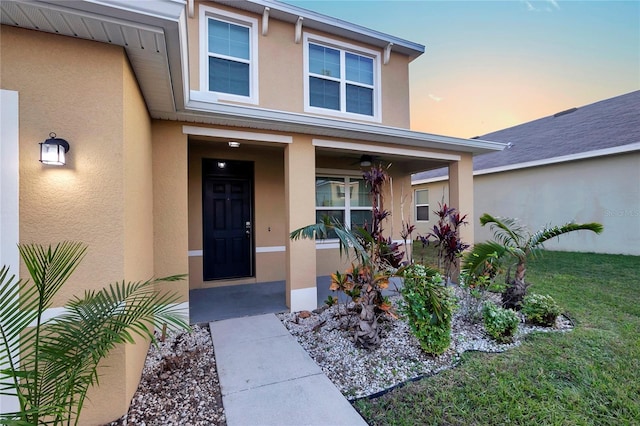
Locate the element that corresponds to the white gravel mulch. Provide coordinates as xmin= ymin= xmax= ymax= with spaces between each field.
xmin=277 ymin=287 xmax=573 ymax=400
xmin=108 ymin=286 xmax=572 ymax=424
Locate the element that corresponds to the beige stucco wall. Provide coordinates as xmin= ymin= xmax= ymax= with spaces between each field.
xmin=0 ymin=25 xmax=162 ymax=424
xmin=151 ymin=122 xmax=190 ymax=300
xmin=187 ymin=0 xmax=411 ymax=128
xmin=413 ymin=153 xmax=640 ymax=255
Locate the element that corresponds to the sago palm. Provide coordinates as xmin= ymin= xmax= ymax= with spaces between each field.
xmin=0 ymin=242 xmax=189 ymax=426
xmin=463 ymin=213 xmax=603 ymax=309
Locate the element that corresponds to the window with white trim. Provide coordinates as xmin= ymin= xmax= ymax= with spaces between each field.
xmin=415 ymin=189 xmax=430 ymax=222
xmin=316 ymin=176 xmax=372 ymax=238
xmin=304 ymin=34 xmax=381 ymax=121
xmin=200 ymin=6 xmax=258 ymax=104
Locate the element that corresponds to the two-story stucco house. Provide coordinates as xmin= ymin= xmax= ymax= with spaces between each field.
xmin=1 ymin=0 xmax=504 ymax=422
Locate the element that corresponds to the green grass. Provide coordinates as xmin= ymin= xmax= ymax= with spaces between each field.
xmin=354 ymin=251 xmax=640 ymax=425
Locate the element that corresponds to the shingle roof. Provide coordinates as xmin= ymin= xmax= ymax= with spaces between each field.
xmin=413 ymin=90 xmax=640 ymax=182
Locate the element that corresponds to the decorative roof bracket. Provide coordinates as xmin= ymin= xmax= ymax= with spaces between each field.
xmin=187 ymin=0 xmax=194 ymax=18
xmin=262 ymin=7 xmax=270 ymax=36
xmin=295 ymin=16 xmax=303 ymax=43
xmin=384 ymin=42 xmax=394 ymax=65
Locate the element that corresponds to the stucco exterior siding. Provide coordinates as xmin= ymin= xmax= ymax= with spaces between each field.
xmin=151 ymin=122 xmax=190 ymax=301
xmin=187 ymin=0 xmax=411 ymax=128
xmin=0 ymin=25 xmax=160 ymax=424
xmin=414 ymin=153 xmax=640 ymax=255
xmin=475 ymin=154 xmax=639 ymax=255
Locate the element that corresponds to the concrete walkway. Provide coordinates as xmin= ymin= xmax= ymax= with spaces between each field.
xmin=209 ymin=314 xmax=368 ymax=426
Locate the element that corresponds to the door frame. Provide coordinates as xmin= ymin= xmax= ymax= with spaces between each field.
xmin=201 ymin=158 xmax=255 ymax=281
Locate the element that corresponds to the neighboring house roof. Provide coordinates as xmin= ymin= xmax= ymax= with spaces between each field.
xmin=413 ymin=90 xmax=640 ymax=183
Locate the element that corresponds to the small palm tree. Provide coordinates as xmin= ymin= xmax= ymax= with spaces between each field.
xmin=463 ymin=213 xmax=603 ymax=309
xmin=0 ymin=242 xmax=189 ymax=425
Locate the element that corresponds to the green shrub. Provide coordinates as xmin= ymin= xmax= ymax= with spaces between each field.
xmin=522 ymin=293 xmax=562 ymax=327
xmin=483 ymin=302 xmax=519 ymax=343
xmin=400 ymin=264 xmax=457 ymax=355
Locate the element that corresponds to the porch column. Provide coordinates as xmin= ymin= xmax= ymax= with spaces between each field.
xmin=449 ymin=153 xmax=475 ymax=247
xmin=284 ymin=137 xmax=317 ymax=311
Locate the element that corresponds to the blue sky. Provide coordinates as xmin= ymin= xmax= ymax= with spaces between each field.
xmin=285 ymin=0 xmax=640 ymax=137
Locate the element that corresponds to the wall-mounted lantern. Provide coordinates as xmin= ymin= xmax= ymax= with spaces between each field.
xmin=39 ymin=133 xmax=69 ymax=166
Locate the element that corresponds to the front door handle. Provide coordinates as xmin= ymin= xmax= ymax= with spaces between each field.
xmin=245 ymin=221 xmax=251 ymax=237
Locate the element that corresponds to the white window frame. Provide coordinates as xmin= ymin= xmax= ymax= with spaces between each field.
xmin=316 ymin=174 xmax=373 ymax=242
xmin=415 ymin=189 xmax=430 ymax=222
xmin=303 ymin=33 xmax=382 ymax=122
xmin=198 ymin=5 xmax=259 ymax=104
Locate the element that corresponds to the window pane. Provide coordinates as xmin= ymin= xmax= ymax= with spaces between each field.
xmin=209 ymin=57 xmax=249 ymax=96
xmin=415 ymin=189 xmax=429 ymax=205
xmin=346 ymin=84 xmax=373 ymax=116
xmin=417 ymin=206 xmax=430 ymax=221
xmin=316 ymin=177 xmax=345 ymax=207
xmin=309 ymin=44 xmax=340 ymax=78
xmin=208 ymin=19 xmax=249 ymax=60
xmin=310 ymin=77 xmax=340 ymax=110
xmin=346 ymin=53 xmax=373 ymax=85
xmin=351 ymin=209 xmax=372 ymax=231
xmin=349 ymin=178 xmax=372 ymax=207
xmin=316 ymin=210 xmax=345 ymax=239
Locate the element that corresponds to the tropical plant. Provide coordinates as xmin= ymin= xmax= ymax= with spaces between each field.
xmin=400 ymin=264 xmax=457 ymax=355
xmin=0 ymin=242 xmax=189 ymax=426
xmin=482 ymin=302 xmax=519 ymax=343
xmin=522 ymin=293 xmax=562 ymax=327
xmin=290 ymin=164 xmax=403 ymax=349
xmin=463 ymin=213 xmax=603 ymax=309
xmin=418 ymin=203 xmax=469 ymax=283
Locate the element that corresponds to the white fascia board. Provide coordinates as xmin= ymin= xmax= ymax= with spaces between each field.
xmin=312 ymin=139 xmax=461 ymax=161
xmin=475 ymin=143 xmax=640 ymax=176
xmin=183 ymin=99 xmax=506 ymax=154
xmin=217 ymin=0 xmax=424 ymax=59
xmin=411 ymin=142 xmax=640 ymax=185
xmin=73 ymin=0 xmax=186 ymax=21
xmin=412 ymin=175 xmax=448 ymax=185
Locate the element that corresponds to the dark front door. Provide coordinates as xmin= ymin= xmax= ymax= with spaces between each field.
xmin=202 ymin=159 xmax=253 ymax=280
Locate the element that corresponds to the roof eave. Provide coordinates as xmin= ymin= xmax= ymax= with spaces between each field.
xmin=212 ymin=0 xmax=425 ymax=60
xmin=168 ymin=100 xmax=506 ymax=155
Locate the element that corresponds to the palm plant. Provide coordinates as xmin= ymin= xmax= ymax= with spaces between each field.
xmin=0 ymin=241 xmax=189 ymax=426
xmin=463 ymin=213 xmax=603 ymax=309
xmin=290 ymin=165 xmax=401 ymax=349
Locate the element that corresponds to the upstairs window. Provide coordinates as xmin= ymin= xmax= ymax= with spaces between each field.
xmin=199 ymin=6 xmax=258 ymax=104
xmin=304 ymin=34 xmax=381 ymax=121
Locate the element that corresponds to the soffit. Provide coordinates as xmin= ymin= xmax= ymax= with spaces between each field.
xmin=0 ymin=0 xmax=185 ymax=113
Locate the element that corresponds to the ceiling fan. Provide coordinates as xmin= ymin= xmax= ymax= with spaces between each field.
xmin=352 ymin=154 xmax=381 ymax=167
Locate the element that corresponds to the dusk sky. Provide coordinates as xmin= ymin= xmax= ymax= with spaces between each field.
xmin=286 ymin=0 xmax=640 ymax=138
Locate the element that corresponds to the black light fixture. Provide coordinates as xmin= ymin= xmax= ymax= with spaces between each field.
xmin=39 ymin=132 xmax=69 ymax=166
xmin=359 ymin=155 xmax=373 ymax=167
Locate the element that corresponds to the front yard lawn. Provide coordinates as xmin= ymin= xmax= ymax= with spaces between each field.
xmin=354 ymin=251 xmax=639 ymax=425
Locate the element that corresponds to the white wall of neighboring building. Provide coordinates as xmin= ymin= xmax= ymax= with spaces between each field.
xmin=414 ymin=152 xmax=640 ymax=256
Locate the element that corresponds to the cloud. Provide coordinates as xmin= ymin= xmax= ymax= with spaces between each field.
xmin=523 ymin=0 xmax=560 ymax=12
xmin=428 ymin=94 xmax=443 ymax=102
